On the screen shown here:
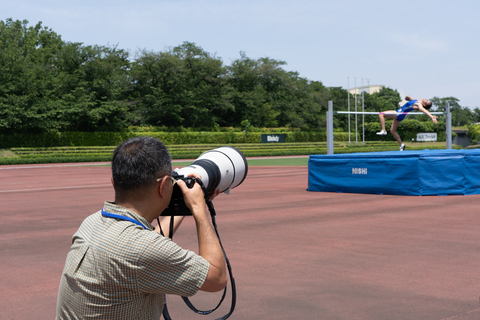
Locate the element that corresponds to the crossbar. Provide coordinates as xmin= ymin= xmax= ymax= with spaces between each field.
xmin=336 ymin=111 xmax=444 ymax=115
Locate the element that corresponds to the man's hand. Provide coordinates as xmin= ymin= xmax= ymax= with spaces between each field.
xmin=175 ymin=174 xmax=208 ymax=219
xmin=431 ymin=115 xmax=438 ymax=123
xmin=176 ymin=174 xmax=226 ymax=292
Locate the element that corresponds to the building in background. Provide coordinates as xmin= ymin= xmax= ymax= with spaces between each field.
xmin=347 ymin=85 xmax=384 ymax=95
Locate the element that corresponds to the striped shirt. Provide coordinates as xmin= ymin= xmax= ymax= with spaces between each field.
xmin=56 ymin=201 xmax=209 ymax=319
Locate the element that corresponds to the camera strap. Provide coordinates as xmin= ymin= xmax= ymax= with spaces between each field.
xmin=161 ymin=200 xmax=236 ymax=320
xmin=101 ymin=210 xmax=148 ymax=230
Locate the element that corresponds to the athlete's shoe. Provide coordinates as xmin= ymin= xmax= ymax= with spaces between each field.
xmin=376 ymin=130 xmax=387 ymax=135
xmin=400 ymin=143 xmax=406 ymax=151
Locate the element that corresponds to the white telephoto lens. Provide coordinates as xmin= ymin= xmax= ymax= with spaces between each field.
xmin=174 ymin=165 xmax=210 ymax=189
xmin=197 ymin=147 xmax=247 ymax=193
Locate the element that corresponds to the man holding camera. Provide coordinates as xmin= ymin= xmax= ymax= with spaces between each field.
xmin=56 ymin=137 xmax=227 ymax=319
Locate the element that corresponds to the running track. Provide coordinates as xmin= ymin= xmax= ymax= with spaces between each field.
xmin=1 ymin=163 xmax=480 ymax=319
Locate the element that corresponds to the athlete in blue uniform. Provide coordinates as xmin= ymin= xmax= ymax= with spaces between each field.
xmin=376 ymin=96 xmax=437 ymax=151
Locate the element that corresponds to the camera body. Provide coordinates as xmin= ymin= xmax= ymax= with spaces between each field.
xmin=161 ymin=172 xmax=204 ymax=216
xmin=160 ymin=146 xmax=248 ymax=216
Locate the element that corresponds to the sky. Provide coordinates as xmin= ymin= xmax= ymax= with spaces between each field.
xmin=3 ymin=0 xmax=480 ymax=107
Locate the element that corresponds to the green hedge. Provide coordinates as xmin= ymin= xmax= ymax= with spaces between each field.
xmin=0 ymin=131 xmax=356 ymax=148
xmin=0 ymin=120 xmax=442 ymax=148
xmin=0 ymin=118 xmax=447 ymax=149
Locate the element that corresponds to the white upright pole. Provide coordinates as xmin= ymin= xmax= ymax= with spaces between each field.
xmin=354 ymin=77 xmax=358 ymax=143
xmin=327 ymin=100 xmax=334 ymax=155
xmin=347 ymin=77 xmax=351 ymax=143
xmin=361 ymin=78 xmax=365 ymax=144
xmin=446 ymin=102 xmax=452 ymax=149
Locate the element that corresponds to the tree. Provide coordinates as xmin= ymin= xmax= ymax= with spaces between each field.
xmin=172 ymin=42 xmax=233 ymax=128
xmin=472 ymin=108 xmax=480 ymax=123
xmin=364 ymin=87 xmax=401 ymax=112
xmin=431 ymin=96 xmax=473 ymax=126
xmin=226 ymin=53 xmax=278 ymax=127
xmin=0 ymin=19 xmax=65 ymax=132
xmin=227 ymin=53 xmax=326 ymax=129
xmin=58 ymin=44 xmax=131 ymax=131
xmin=0 ymin=19 xmax=131 ymax=132
xmin=326 ymin=86 xmax=349 ymax=130
xmin=130 ymin=42 xmax=232 ymax=128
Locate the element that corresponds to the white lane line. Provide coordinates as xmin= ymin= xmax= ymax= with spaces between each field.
xmin=0 ymin=163 xmax=109 ymax=170
xmin=0 ymin=184 xmax=110 ymax=193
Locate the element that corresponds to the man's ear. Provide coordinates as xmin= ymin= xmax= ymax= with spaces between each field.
xmin=157 ymin=176 xmax=169 ymax=199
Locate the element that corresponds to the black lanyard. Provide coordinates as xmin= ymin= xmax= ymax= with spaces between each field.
xmin=163 ymin=200 xmax=236 ymax=320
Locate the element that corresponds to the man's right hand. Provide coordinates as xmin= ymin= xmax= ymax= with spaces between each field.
xmin=176 ymin=174 xmax=227 ymax=292
xmin=175 ymin=175 xmax=208 ymax=218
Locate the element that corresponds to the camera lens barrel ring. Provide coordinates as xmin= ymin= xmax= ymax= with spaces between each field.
xmin=200 ymin=150 xmax=236 ymax=193
xmin=191 ymin=159 xmax=221 ymax=195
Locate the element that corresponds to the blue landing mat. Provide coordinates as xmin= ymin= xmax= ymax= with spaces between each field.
xmin=308 ymin=149 xmax=480 ymax=195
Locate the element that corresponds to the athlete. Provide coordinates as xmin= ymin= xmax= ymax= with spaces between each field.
xmin=376 ymin=96 xmax=438 ymax=151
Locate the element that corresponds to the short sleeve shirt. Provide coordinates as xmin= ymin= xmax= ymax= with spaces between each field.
xmin=56 ymin=201 xmax=209 ymax=320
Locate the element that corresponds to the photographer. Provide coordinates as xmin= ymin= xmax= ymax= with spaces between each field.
xmin=56 ymin=137 xmax=227 ymax=319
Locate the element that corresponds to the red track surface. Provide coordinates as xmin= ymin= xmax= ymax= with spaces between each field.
xmin=1 ymin=164 xmax=480 ymax=320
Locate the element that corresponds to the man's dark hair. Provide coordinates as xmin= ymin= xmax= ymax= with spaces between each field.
xmin=424 ymin=100 xmax=433 ymax=109
xmin=112 ymin=137 xmax=172 ymax=196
